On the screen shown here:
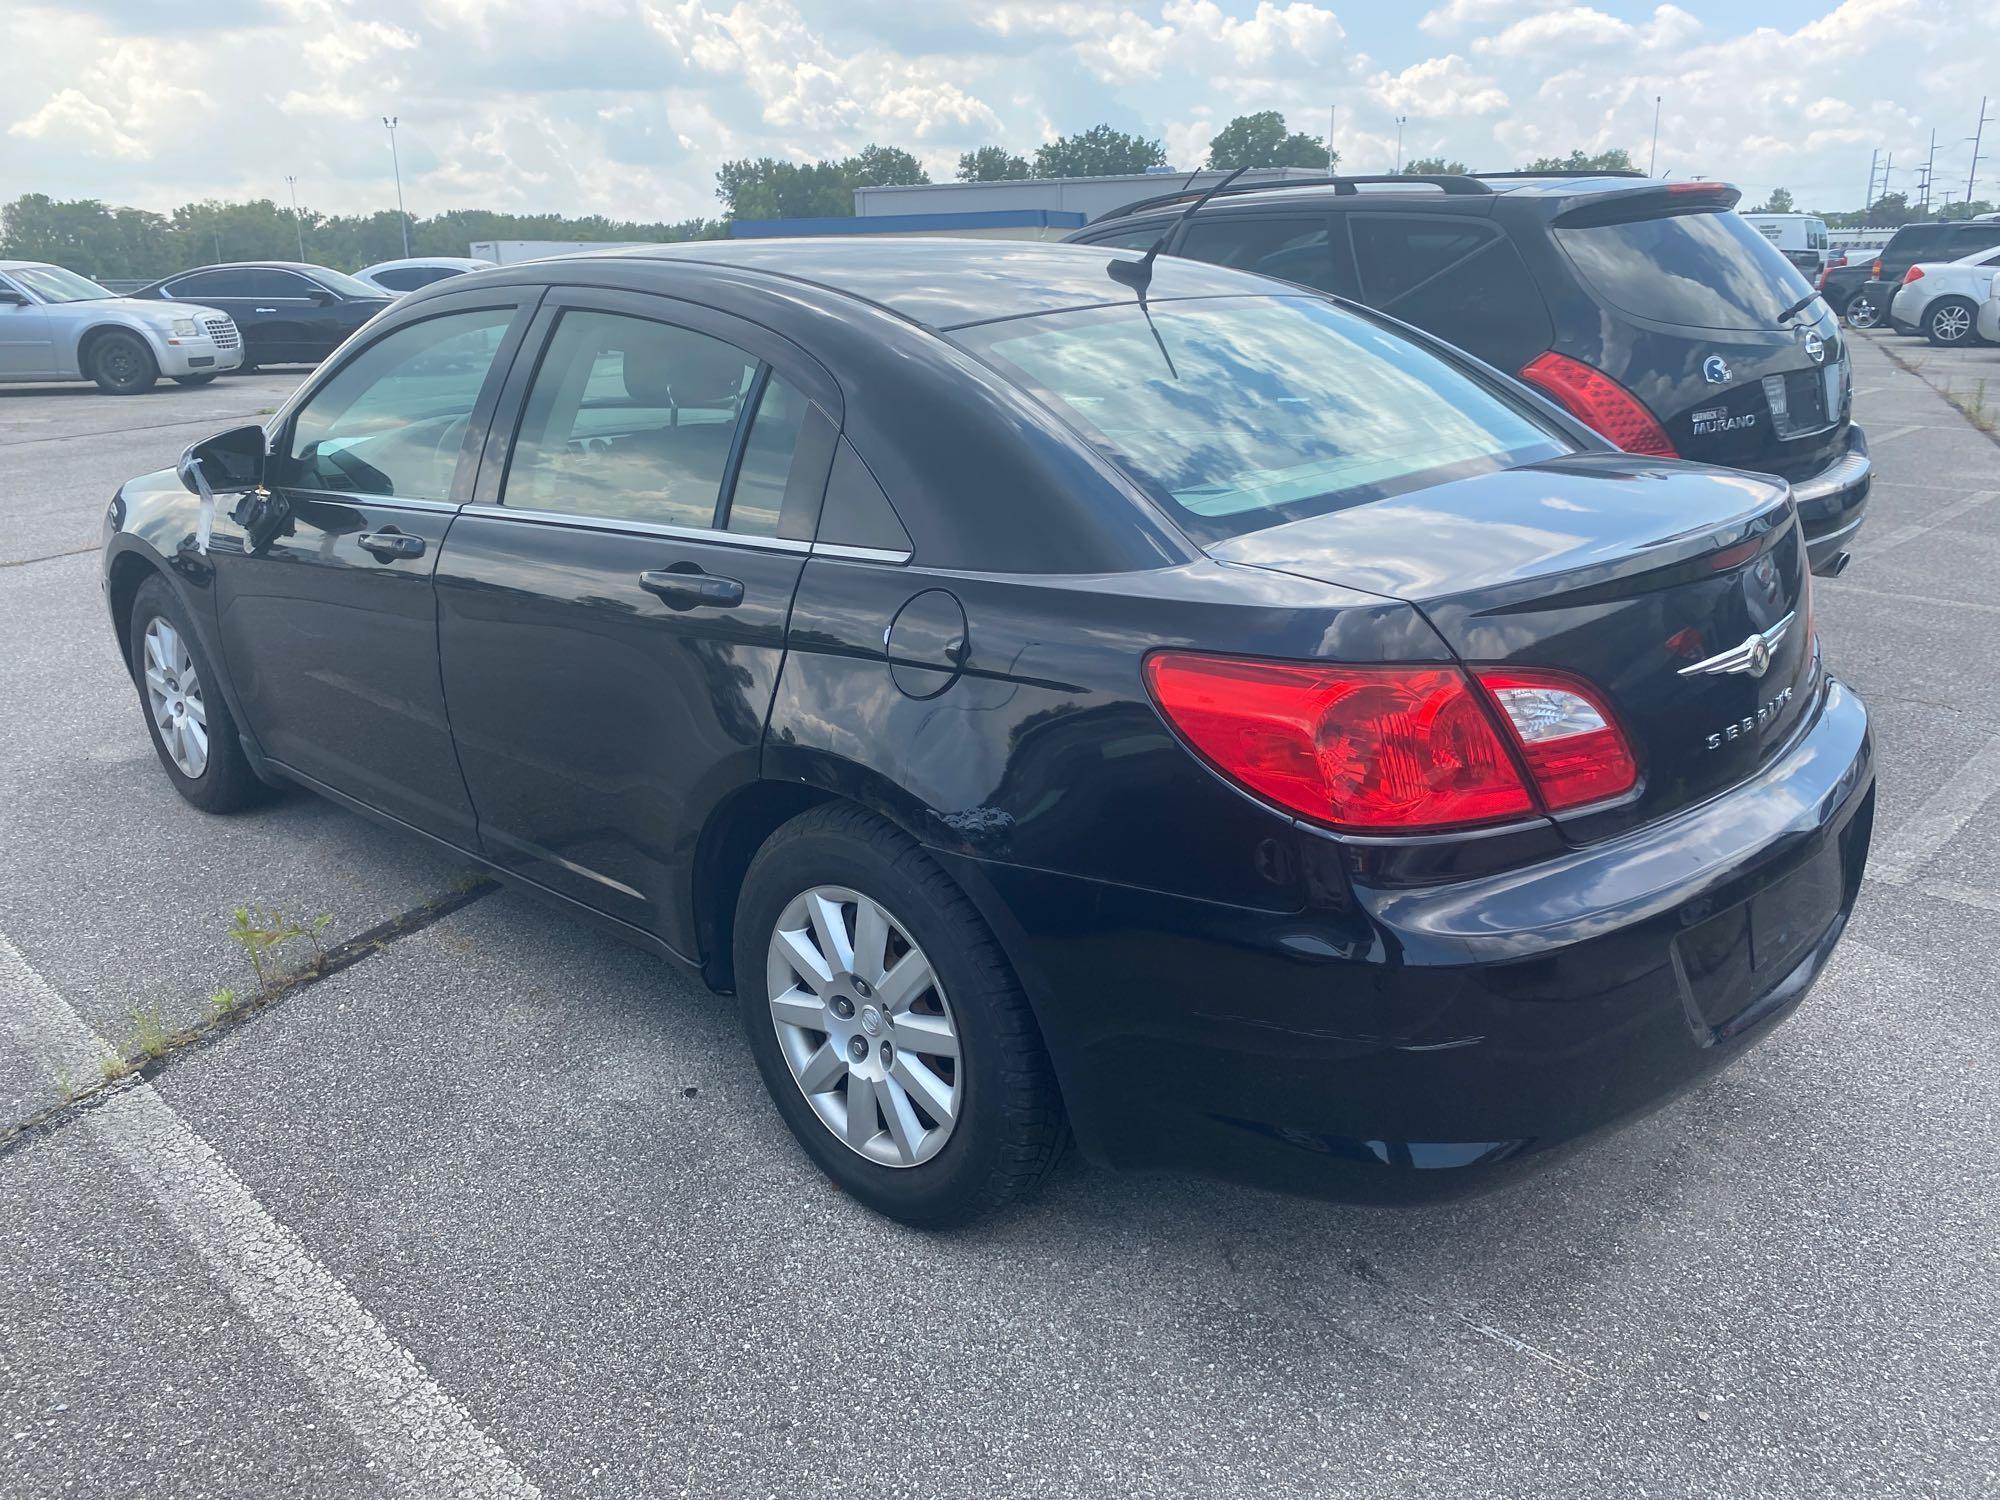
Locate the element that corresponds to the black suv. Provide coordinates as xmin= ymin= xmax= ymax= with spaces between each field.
xmin=134 ymin=262 xmax=391 ymax=369
xmin=1839 ymin=218 xmax=2000 ymax=331
xmin=1071 ymin=173 xmax=1868 ymax=573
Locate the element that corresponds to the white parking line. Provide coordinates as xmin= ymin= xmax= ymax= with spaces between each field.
xmin=1869 ymin=733 xmax=2000 ymax=887
xmin=1864 ymin=423 xmax=1938 ymax=442
xmin=1848 ymin=489 xmax=2000 ymax=559
xmin=0 ymin=933 xmax=541 ymax=1499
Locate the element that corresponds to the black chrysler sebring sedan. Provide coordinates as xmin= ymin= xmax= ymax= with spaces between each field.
xmin=101 ymin=240 xmax=1875 ymax=1225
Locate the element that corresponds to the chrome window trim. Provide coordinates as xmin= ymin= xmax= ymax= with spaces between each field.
xmin=463 ymin=501 xmax=812 ymax=553
xmin=272 ymin=490 xmax=462 ymax=513
xmin=813 ymin=542 xmax=912 ymax=565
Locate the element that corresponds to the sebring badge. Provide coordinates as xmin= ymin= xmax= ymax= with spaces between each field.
xmin=1702 ymin=354 xmax=1732 ymax=384
xmin=1676 ymin=612 xmax=1793 ymax=680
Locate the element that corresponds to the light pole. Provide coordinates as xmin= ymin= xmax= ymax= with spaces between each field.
xmin=382 ymin=115 xmax=411 ymax=258
xmin=1393 ymin=115 xmax=1407 ymax=173
xmin=284 ymin=174 xmax=306 ymax=261
xmin=1648 ymin=95 xmax=1662 ymax=176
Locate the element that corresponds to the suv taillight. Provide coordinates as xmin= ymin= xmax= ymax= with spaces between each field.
xmin=1144 ymin=654 xmax=1637 ymax=832
xmin=1902 ymin=265 xmax=1925 ymax=284
xmin=1871 ymin=258 xmax=1883 ymax=278
xmin=1519 ymin=352 xmax=1677 ymax=458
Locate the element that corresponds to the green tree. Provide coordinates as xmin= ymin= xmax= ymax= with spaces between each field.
xmin=1205 ymin=112 xmax=1331 ymax=170
xmin=957 ymin=146 xmax=1031 ymax=182
xmin=714 ymin=145 xmax=927 ymax=222
xmin=1519 ymin=147 xmax=1637 ymax=173
xmin=1937 ymin=198 xmax=1997 ymax=221
xmin=1032 ymin=124 xmax=1167 ymax=178
xmin=1864 ymin=191 xmax=1911 ymax=228
xmin=1402 ymin=156 xmax=1470 ymax=176
xmin=843 ymin=144 xmax=930 ymax=188
xmin=1752 ymin=187 xmax=1796 ymax=213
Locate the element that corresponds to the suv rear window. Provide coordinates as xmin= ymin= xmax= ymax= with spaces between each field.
xmin=1553 ymin=208 xmax=1817 ymax=331
xmin=957 ymin=295 xmax=1569 ymax=543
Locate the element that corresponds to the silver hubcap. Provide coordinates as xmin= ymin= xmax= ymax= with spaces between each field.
xmin=1935 ymin=306 xmax=1970 ymax=340
xmin=1848 ymin=299 xmax=1877 ymax=327
xmin=142 ymin=617 xmax=209 ymax=778
xmin=766 ymin=885 xmax=961 ymax=1168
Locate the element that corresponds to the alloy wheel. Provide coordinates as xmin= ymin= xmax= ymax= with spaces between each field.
xmin=1931 ymin=304 xmax=1972 ymax=343
xmin=1845 ymin=296 xmax=1879 ymax=329
xmin=765 ymin=884 xmax=962 ymax=1168
xmin=142 ymin=616 xmax=209 ymax=778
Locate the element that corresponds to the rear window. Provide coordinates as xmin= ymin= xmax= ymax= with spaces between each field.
xmin=956 ymin=295 xmax=1569 ymax=544
xmin=1553 ymin=208 xmax=1817 ymax=331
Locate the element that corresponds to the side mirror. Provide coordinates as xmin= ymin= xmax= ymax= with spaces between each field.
xmin=179 ymin=424 xmax=267 ymax=497
xmin=0 ymin=287 xmax=27 ymax=306
xmin=309 ymin=287 xmax=338 ymax=306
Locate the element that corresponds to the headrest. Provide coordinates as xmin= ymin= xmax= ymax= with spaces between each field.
xmin=620 ymin=334 xmax=748 ymax=409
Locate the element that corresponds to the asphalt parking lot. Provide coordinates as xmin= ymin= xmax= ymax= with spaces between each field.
xmin=2 ymin=339 xmax=1997 ymax=1498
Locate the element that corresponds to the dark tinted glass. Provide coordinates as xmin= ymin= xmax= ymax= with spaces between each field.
xmin=960 ymin=296 xmax=1567 ymax=543
xmin=1553 ymin=208 xmax=1816 ymax=330
xmin=1082 ymin=223 xmax=1173 ymax=251
xmin=372 ymin=267 xmax=429 ymax=291
xmin=1383 ymin=237 xmax=1553 ymax=368
xmin=1947 ymin=225 xmax=2000 ymax=255
xmin=1177 ymin=217 xmax=1347 ymax=295
xmin=245 ymin=269 xmax=319 ymax=298
xmin=166 ymin=270 xmax=250 ymax=298
xmin=503 ymin=309 xmax=757 ymax=527
xmin=1351 ymin=216 xmax=1495 ymax=303
xmin=282 ymin=309 xmax=514 ymax=498
xmin=723 ymin=374 xmax=809 ymax=538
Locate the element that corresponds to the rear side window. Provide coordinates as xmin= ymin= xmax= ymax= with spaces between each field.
xmin=1376 ymin=235 xmax=1553 ymax=368
xmin=720 ymin=374 xmax=809 ymax=538
xmin=1949 ymin=225 xmax=2000 ymax=257
xmin=959 ymin=295 xmax=1569 ymax=544
xmin=1177 ymin=217 xmax=1350 ymax=297
xmin=1553 ymin=208 xmax=1816 ymax=330
xmin=372 ymin=267 xmax=431 ymax=291
xmin=1081 ymin=223 xmax=1173 ymax=252
xmin=279 ymin=308 xmax=515 ymax=499
xmin=1351 ymin=216 xmax=1495 ymax=303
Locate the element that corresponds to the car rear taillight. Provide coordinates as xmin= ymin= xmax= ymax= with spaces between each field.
xmin=1871 ymin=258 xmax=1883 ymax=278
xmin=1144 ymin=655 xmax=1535 ymax=831
xmin=1519 ymin=352 xmax=1677 ymax=458
xmin=1474 ymin=669 xmax=1639 ymax=812
xmin=1902 ymin=265 xmax=1925 ymax=285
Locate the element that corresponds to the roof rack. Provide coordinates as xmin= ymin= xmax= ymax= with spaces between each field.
xmin=1107 ymin=172 xmax=1494 ymax=220
xmin=1472 ymin=169 xmax=1649 ymax=180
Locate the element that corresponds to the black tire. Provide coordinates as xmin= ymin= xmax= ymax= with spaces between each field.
xmin=1844 ymin=294 xmax=1880 ymax=330
xmin=734 ymin=803 xmax=1066 ymax=1227
xmin=88 ymin=330 xmax=158 ymax=394
xmin=1925 ymin=297 xmax=1979 ymax=346
xmin=128 ymin=575 xmax=272 ymax=814
xmin=173 ymin=372 xmax=218 ymax=387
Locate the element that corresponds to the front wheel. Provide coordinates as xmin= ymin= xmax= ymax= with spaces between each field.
xmin=128 ymin=576 xmax=272 ymax=814
xmin=88 ymin=330 xmax=158 ymax=394
xmin=1844 ymin=294 xmax=1881 ymax=330
xmin=1926 ymin=297 xmax=1979 ymax=346
xmin=735 ymin=804 xmax=1066 ymax=1227
xmin=173 ymin=372 xmax=218 ymax=387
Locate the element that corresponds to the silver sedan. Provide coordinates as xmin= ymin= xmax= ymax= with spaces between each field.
xmin=0 ymin=261 xmax=244 ymax=394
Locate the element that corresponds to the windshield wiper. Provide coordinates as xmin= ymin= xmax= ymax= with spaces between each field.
xmin=1776 ymin=290 xmax=1823 ymax=325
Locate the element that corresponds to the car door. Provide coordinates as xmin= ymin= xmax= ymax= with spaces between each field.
xmin=0 ymin=272 xmax=55 ymax=376
xmin=242 ymin=269 xmax=337 ymax=364
xmin=434 ymin=288 xmax=839 ymax=953
xmin=210 ymin=291 xmax=539 ymax=845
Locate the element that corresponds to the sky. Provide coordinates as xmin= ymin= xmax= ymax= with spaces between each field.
xmin=3 ymin=0 xmax=1997 ymax=226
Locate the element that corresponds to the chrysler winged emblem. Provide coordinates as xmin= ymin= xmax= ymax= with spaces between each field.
xmin=1676 ymin=612 xmax=1793 ymax=679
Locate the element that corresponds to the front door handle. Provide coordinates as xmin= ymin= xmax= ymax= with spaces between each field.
xmin=640 ymin=567 xmax=744 ymax=610
xmin=358 ymin=530 xmax=426 ymax=561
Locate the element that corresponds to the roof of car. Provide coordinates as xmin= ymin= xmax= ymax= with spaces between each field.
xmin=160 ymin=261 xmax=342 ymax=276
xmin=568 ymin=237 xmax=1277 ymax=330
xmin=1091 ymin=171 xmax=1687 ymax=222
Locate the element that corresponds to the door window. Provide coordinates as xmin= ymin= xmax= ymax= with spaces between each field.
xmin=275 ymin=307 xmax=515 ymax=500
xmin=722 ymin=374 xmax=810 ymax=537
xmin=1082 ymin=223 xmax=1174 ymax=251
xmin=1351 ymin=216 xmax=1497 ymax=303
xmin=245 ymin=269 xmax=319 ymax=299
xmin=502 ymin=310 xmax=761 ymax=528
xmin=165 ymin=270 xmax=252 ymax=299
xmin=1177 ymin=217 xmax=1349 ymax=296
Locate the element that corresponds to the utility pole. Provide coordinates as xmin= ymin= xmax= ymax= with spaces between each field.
xmin=1648 ymin=95 xmax=1662 ymax=176
xmin=1921 ymin=128 xmax=1936 ymax=213
xmin=1864 ymin=148 xmax=1878 ymax=213
xmin=1327 ymin=104 xmax=1336 ymax=173
xmin=284 ymin=174 xmax=306 ymax=261
xmin=382 ymin=115 xmax=411 ymax=258
xmin=1393 ymin=115 xmax=1407 ymax=173
xmin=1970 ymin=96 xmax=1992 ymax=203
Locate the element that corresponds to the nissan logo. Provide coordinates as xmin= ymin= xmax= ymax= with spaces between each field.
xmin=1803 ymin=331 xmax=1826 ymax=364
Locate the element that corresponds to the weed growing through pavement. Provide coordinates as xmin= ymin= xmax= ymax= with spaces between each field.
xmin=227 ymin=904 xmax=333 ymax=990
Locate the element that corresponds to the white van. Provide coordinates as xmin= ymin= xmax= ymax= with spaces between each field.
xmin=1742 ymin=213 xmax=1833 ymax=277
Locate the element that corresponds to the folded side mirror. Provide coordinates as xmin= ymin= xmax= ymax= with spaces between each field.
xmin=178 ymin=423 xmax=267 ymax=497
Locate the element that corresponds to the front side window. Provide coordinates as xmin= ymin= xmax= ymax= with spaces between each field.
xmin=278 ymin=308 xmax=515 ymax=499
xmin=246 ymin=269 xmax=320 ymax=299
xmin=1083 ymin=224 xmax=1173 ymax=252
xmin=959 ymin=295 xmax=1569 ymax=543
xmin=166 ymin=270 xmax=250 ymax=300
xmin=8 ymin=265 xmax=114 ymax=303
xmin=502 ymin=310 xmax=758 ymax=527
xmin=1178 ymin=217 xmax=1347 ymax=296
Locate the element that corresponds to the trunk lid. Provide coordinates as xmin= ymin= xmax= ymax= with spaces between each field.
xmin=1209 ymin=453 xmax=1816 ymax=840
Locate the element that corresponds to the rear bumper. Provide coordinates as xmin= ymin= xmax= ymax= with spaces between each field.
xmin=940 ymin=677 xmax=1874 ymax=1204
xmin=1791 ymin=425 xmax=1870 ymax=575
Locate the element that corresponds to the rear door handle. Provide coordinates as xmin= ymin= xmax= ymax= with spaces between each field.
xmin=358 ymin=530 xmax=426 ymax=560
xmin=640 ymin=568 xmax=744 ymax=610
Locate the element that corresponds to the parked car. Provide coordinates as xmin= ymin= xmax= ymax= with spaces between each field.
xmin=1842 ymin=219 xmax=2000 ymax=330
xmin=1072 ymin=173 xmax=1870 ymax=574
xmin=1819 ymin=261 xmax=1875 ymax=322
xmin=1888 ymin=243 xmax=2000 ymax=344
xmin=102 ymin=242 xmax=1875 ymax=1225
xmin=0 ymin=260 xmax=242 ymax=394
xmin=1978 ymin=283 xmax=2000 ymax=343
xmin=132 ymin=262 xmax=391 ymax=369
xmin=1742 ymin=212 xmax=1834 ymax=277
xmin=351 ymin=256 xmax=496 ymax=297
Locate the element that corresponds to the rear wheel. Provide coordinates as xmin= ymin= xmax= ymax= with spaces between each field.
xmin=1925 ymin=297 xmax=1978 ymax=346
xmin=128 ymin=576 xmax=271 ymax=814
xmin=88 ymin=330 xmax=158 ymax=394
xmin=1844 ymin=293 xmax=1881 ymax=330
xmin=173 ymin=372 xmax=218 ymax=387
xmin=734 ymin=804 xmax=1066 ymax=1226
